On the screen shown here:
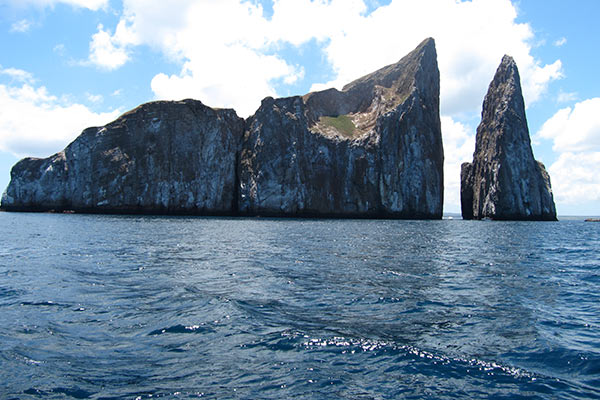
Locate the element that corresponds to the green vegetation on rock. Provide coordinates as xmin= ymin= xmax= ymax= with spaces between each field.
xmin=320 ymin=115 xmax=356 ymax=137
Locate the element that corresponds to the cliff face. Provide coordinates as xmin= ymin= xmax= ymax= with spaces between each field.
xmin=2 ymin=38 xmax=444 ymax=218
xmin=1 ymin=100 xmax=244 ymax=213
xmin=460 ymin=56 xmax=557 ymax=221
xmin=239 ymin=38 xmax=444 ymax=218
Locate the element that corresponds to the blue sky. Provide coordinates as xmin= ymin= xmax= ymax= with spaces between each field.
xmin=0 ymin=0 xmax=598 ymax=215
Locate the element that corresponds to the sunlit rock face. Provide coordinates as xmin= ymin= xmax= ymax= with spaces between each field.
xmin=239 ymin=38 xmax=444 ymax=218
xmin=2 ymin=39 xmax=444 ymax=219
xmin=1 ymin=100 xmax=244 ymax=214
xmin=460 ymin=56 xmax=557 ymax=221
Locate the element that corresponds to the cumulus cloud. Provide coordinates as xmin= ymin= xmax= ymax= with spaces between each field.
xmin=268 ymin=0 xmax=367 ymax=46
xmin=95 ymin=0 xmax=561 ymax=120
xmin=151 ymin=47 xmax=298 ymax=117
xmin=524 ymin=59 xmax=563 ymax=104
xmin=0 ymin=76 xmax=119 ymax=158
xmin=309 ymin=0 xmax=562 ymax=114
xmin=547 ymin=152 xmax=600 ymax=206
xmin=441 ymin=116 xmax=475 ymax=212
xmin=537 ymin=98 xmax=600 ymax=207
xmin=0 ymin=67 xmax=36 ymax=84
xmin=109 ymin=0 xmax=303 ymax=116
xmin=87 ymin=24 xmax=130 ymax=71
xmin=538 ymin=98 xmax=600 ymax=153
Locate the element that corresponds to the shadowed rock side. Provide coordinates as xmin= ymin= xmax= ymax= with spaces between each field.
xmin=1 ymin=100 xmax=244 ymax=213
xmin=460 ymin=56 xmax=557 ymax=221
xmin=239 ymin=38 xmax=444 ymax=218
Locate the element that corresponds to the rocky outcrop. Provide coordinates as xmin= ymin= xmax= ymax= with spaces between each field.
xmin=460 ymin=56 xmax=557 ymax=221
xmin=2 ymin=38 xmax=444 ymax=218
xmin=239 ymin=37 xmax=444 ymax=218
xmin=1 ymin=100 xmax=244 ymax=214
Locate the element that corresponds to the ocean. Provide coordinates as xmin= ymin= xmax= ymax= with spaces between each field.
xmin=0 ymin=212 xmax=599 ymax=399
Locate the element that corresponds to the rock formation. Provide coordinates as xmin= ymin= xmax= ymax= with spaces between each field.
xmin=239 ymin=38 xmax=443 ymax=217
xmin=1 ymin=100 xmax=244 ymax=214
xmin=2 ymin=38 xmax=444 ymax=219
xmin=460 ymin=55 xmax=557 ymax=221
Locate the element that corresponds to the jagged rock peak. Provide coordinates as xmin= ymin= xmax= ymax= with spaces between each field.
xmin=303 ymin=37 xmax=439 ymax=140
xmin=342 ymin=37 xmax=437 ymax=97
xmin=460 ymin=55 xmax=557 ymax=221
xmin=480 ymin=55 xmax=526 ymax=135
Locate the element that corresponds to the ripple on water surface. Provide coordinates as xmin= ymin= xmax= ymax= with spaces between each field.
xmin=0 ymin=213 xmax=599 ymax=399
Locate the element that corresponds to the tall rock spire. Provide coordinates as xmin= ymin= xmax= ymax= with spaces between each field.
xmin=461 ymin=55 xmax=557 ymax=220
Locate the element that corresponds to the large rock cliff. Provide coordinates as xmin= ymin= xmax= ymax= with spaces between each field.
xmin=239 ymin=38 xmax=444 ymax=218
xmin=460 ymin=56 xmax=557 ymax=221
xmin=2 ymin=38 xmax=444 ymax=218
xmin=1 ymin=100 xmax=244 ymax=214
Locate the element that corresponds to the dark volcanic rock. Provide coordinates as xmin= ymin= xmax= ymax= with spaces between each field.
xmin=460 ymin=56 xmax=557 ymax=221
xmin=1 ymin=100 xmax=244 ymax=213
xmin=239 ymin=38 xmax=444 ymax=218
xmin=2 ymin=38 xmax=444 ymax=218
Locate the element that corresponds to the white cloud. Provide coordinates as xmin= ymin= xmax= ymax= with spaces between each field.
xmin=537 ymin=98 xmax=600 ymax=209
xmin=557 ymin=90 xmax=578 ymax=103
xmin=85 ymin=92 xmax=103 ymax=103
xmin=104 ymin=0 xmax=305 ymax=116
xmin=547 ymin=152 xmax=600 ymax=206
xmin=284 ymin=66 xmax=305 ymax=85
xmin=441 ymin=116 xmax=475 ymax=212
xmin=4 ymin=0 xmax=108 ymax=11
xmin=94 ymin=0 xmax=562 ymax=120
xmin=0 ymin=77 xmax=119 ymax=158
xmin=554 ymin=37 xmax=567 ymax=47
xmin=309 ymin=0 xmax=562 ymax=114
xmin=523 ymin=59 xmax=563 ymax=106
xmin=10 ymin=19 xmax=33 ymax=33
xmin=268 ymin=0 xmax=367 ymax=46
xmin=538 ymin=98 xmax=600 ymax=153
xmin=87 ymin=24 xmax=130 ymax=71
xmin=0 ymin=67 xmax=35 ymax=84
xmin=151 ymin=46 xmax=298 ymax=117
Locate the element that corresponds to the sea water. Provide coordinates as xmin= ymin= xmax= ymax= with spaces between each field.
xmin=0 ymin=213 xmax=599 ymax=399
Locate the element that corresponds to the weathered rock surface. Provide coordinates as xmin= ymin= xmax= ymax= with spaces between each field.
xmin=239 ymin=38 xmax=444 ymax=218
xmin=1 ymin=100 xmax=244 ymax=213
xmin=460 ymin=55 xmax=557 ymax=221
xmin=2 ymin=38 xmax=444 ymax=218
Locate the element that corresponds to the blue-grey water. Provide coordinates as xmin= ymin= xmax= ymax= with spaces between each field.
xmin=0 ymin=213 xmax=599 ymax=399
